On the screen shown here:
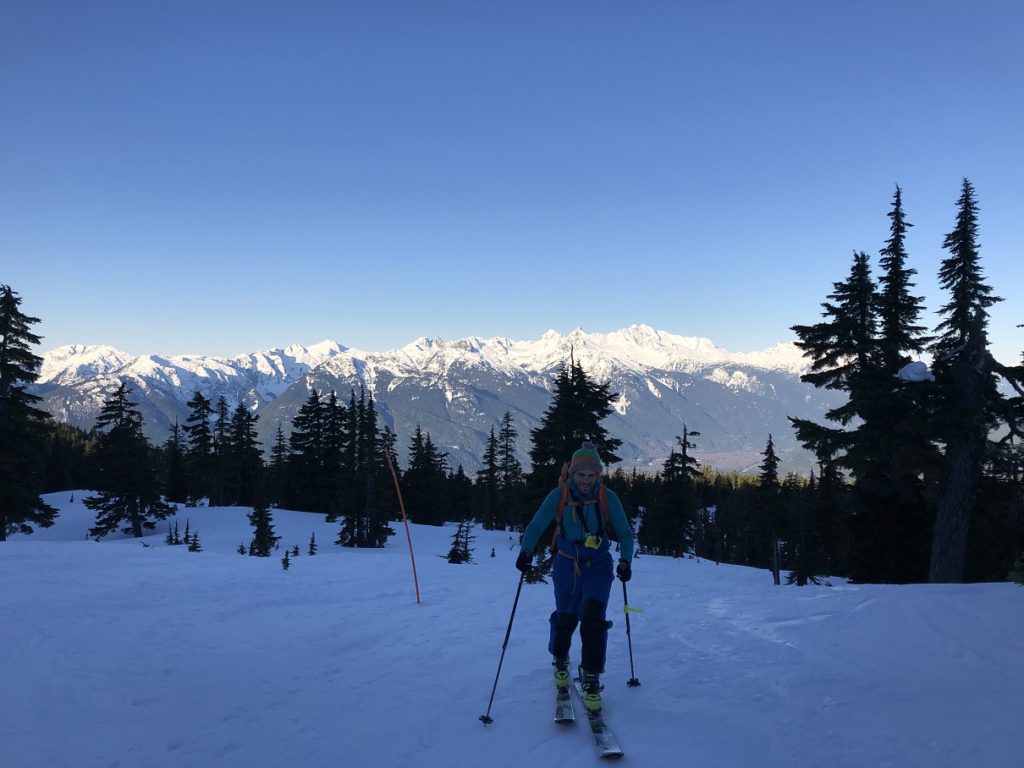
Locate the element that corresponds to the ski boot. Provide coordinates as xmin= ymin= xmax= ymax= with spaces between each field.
xmin=580 ymin=669 xmax=603 ymax=712
xmin=552 ymin=656 xmax=570 ymax=689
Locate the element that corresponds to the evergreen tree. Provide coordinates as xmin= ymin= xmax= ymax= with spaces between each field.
xmin=336 ymin=390 xmax=393 ymax=548
xmin=86 ymin=382 xmax=174 ymax=539
xmin=528 ymin=358 xmax=622 ymax=496
xmin=162 ymin=420 xmax=189 ymax=504
xmin=267 ymin=422 xmax=289 ymax=507
xmin=928 ymin=179 xmax=1024 ymax=582
xmin=496 ymin=411 xmax=526 ymax=530
xmin=445 ymin=519 xmax=476 ymax=564
xmin=876 ymin=185 xmax=929 ymax=369
xmin=758 ymin=434 xmax=784 ymax=585
xmin=210 ymin=396 xmax=230 ymax=505
xmin=403 ymin=427 xmax=448 ymax=525
xmin=639 ymin=428 xmax=701 ymax=557
xmin=447 ymin=465 xmax=474 ymax=525
xmin=183 ymin=391 xmax=214 ymax=504
xmin=308 ymin=532 xmax=317 ymax=556
xmin=248 ymin=500 xmax=279 ymax=556
xmin=475 ymin=427 xmax=501 ymax=529
xmin=224 ymin=403 xmax=262 ymax=506
xmin=0 ymin=285 xmax=57 ymax=539
xmin=42 ymin=422 xmax=96 ymax=493
xmin=289 ymin=389 xmax=326 ymax=512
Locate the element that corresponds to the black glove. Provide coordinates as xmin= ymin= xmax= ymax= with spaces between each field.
xmin=616 ymin=560 xmax=632 ymax=582
xmin=516 ymin=550 xmax=533 ymax=573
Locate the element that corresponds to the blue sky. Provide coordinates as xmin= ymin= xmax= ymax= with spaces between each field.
xmin=2 ymin=1 xmax=1022 ymax=362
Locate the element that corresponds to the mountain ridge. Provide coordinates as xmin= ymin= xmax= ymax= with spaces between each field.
xmin=32 ymin=324 xmax=838 ymax=474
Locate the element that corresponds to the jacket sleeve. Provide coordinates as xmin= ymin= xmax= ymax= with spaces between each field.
xmin=520 ymin=488 xmax=561 ymax=555
xmin=607 ymin=489 xmax=635 ymax=562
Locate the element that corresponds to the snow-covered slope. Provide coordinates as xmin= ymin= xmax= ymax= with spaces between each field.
xmin=3 ymin=493 xmax=1021 ymax=768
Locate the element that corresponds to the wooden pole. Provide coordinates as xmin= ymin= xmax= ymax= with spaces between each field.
xmin=386 ymin=450 xmax=421 ymax=604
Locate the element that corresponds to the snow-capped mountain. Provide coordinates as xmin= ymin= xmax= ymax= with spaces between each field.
xmin=32 ymin=325 xmax=839 ymax=473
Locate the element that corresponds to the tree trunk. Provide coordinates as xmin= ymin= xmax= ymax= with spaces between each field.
xmin=929 ymin=437 xmax=984 ymax=582
xmin=929 ymin=341 xmax=989 ymax=583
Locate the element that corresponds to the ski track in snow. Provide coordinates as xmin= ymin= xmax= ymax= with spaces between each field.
xmin=2 ymin=494 xmax=1022 ymax=768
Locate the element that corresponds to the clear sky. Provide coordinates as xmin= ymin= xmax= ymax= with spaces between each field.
xmin=2 ymin=1 xmax=1022 ymax=362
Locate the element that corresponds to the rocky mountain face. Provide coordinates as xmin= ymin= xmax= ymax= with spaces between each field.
xmin=32 ymin=326 xmax=842 ymax=475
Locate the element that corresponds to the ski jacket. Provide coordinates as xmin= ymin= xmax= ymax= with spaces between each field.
xmin=520 ymin=478 xmax=635 ymax=563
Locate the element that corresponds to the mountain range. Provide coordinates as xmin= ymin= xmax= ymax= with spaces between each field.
xmin=31 ymin=325 xmax=843 ymax=475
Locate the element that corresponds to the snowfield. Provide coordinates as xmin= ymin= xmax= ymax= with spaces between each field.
xmin=2 ymin=494 xmax=1022 ymax=768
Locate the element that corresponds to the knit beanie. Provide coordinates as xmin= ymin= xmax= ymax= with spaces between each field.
xmin=569 ymin=441 xmax=604 ymax=475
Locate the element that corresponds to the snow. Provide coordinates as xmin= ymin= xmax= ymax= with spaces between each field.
xmin=4 ymin=495 xmax=1022 ymax=768
xmin=38 ymin=326 xmax=812 ymax=399
xmin=897 ymin=361 xmax=936 ymax=383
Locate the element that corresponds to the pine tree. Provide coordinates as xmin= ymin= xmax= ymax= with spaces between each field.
xmin=445 ymin=519 xmax=476 ymax=564
xmin=289 ymin=389 xmax=326 ymax=512
xmin=496 ymin=411 xmax=526 ymax=530
xmin=447 ymin=465 xmax=474 ymax=525
xmin=210 ymin=396 xmax=230 ymax=506
xmin=248 ymin=500 xmax=279 ymax=557
xmin=224 ymin=403 xmax=262 ymax=506
xmin=308 ymin=532 xmax=317 ymax=556
xmin=842 ymin=187 xmax=937 ymax=583
xmin=876 ymin=185 xmax=929 ymax=370
xmin=0 ymin=284 xmax=57 ymax=540
xmin=639 ymin=427 xmax=701 ymax=557
xmin=758 ymin=435 xmax=784 ymax=585
xmin=188 ymin=531 xmax=202 ymax=552
xmin=86 ymin=382 xmax=174 ymax=539
xmin=281 ymin=550 xmax=290 ymax=570
xmin=336 ymin=390 xmax=394 ymax=548
xmin=183 ymin=391 xmax=214 ymax=504
xmin=475 ymin=427 xmax=501 ymax=530
xmin=528 ymin=358 xmax=622 ymax=497
xmin=928 ymin=179 xmax=1023 ymax=582
xmin=162 ymin=419 xmax=189 ymax=504
xmin=267 ymin=421 xmax=290 ymax=507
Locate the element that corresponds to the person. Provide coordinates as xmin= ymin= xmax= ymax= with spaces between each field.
xmin=516 ymin=441 xmax=634 ymax=712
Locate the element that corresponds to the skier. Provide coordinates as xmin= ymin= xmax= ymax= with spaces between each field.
xmin=516 ymin=441 xmax=634 ymax=713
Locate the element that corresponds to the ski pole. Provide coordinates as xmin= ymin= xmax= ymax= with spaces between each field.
xmin=622 ymin=580 xmax=641 ymax=687
xmin=480 ymin=572 xmax=526 ymax=725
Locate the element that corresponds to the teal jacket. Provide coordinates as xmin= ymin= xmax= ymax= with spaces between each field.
xmin=520 ymin=479 xmax=635 ymax=562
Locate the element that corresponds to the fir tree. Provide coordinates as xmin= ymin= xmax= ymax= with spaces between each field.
xmin=308 ymin=532 xmax=317 ymax=556
xmin=289 ymin=389 xmax=326 ymax=512
xmin=183 ymin=391 xmax=214 ymax=504
xmin=224 ymin=403 xmax=262 ymax=506
xmin=162 ymin=419 xmax=189 ymax=505
xmin=210 ymin=395 xmax=230 ymax=506
xmin=248 ymin=500 xmax=279 ymax=557
xmin=281 ymin=550 xmax=290 ymax=570
xmin=528 ymin=358 xmax=622 ymax=496
xmin=497 ymin=411 xmax=526 ymax=530
xmin=0 ymin=284 xmax=57 ymax=540
xmin=267 ymin=422 xmax=290 ymax=508
xmin=188 ymin=532 xmax=202 ymax=552
xmin=928 ymin=179 xmax=1024 ymax=582
xmin=475 ymin=427 xmax=501 ymax=530
xmin=757 ymin=435 xmax=783 ymax=585
xmin=86 ymin=382 xmax=174 ymax=539
xmin=336 ymin=390 xmax=393 ymax=548
xmin=639 ymin=428 xmax=701 ymax=557
xmin=445 ymin=519 xmax=476 ymax=564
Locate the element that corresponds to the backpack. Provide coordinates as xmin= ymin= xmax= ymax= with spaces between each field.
xmin=539 ymin=462 xmax=615 ymax=555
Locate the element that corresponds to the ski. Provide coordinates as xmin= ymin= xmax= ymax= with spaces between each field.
xmin=554 ymin=685 xmax=575 ymax=724
xmin=572 ymin=679 xmax=624 ymax=759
